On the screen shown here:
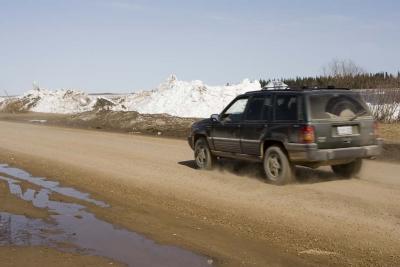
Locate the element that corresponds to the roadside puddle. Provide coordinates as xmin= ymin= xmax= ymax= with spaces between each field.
xmin=0 ymin=164 xmax=212 ymax=267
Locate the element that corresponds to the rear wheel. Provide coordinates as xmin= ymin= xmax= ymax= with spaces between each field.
xmin=263 ymin=146 xmax=294 ymax=185
xmin=194 ymin=138 xmax=215 ymax=170
xmin=331 ymin=159 xmax=363 ymax=178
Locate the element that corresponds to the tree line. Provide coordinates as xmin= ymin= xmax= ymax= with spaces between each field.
xmin=260 ymin=72 xmax=400 ymax=89
xmin=260 ymin=59 xmax=400 ymax=89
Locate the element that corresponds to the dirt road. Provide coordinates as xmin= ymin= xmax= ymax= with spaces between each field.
xmin=0 ymin=121 xmax=400 ymax=266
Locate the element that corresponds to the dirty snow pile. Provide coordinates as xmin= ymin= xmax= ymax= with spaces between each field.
xmin=115 ymin=75 xmax=262 ymax=117
xmin=1 ymin=75 xmax=262 ymax=117
xmin=21 ymin=88 xmax=95 ymax=114
xmin=0 ymin=97 xmax=6 ymax=111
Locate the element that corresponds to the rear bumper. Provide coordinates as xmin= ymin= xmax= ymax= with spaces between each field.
xmin=287 ymin=139 xmax=383 ymax=162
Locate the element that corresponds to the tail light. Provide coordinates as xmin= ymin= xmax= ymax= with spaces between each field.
xmin=373 ymin=121 xmax=379 ymax=138
xmin=300 ymin=125 xmax=315 ymax=143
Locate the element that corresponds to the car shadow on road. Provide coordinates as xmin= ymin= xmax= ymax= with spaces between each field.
xmin=295 ymin=166 xmax=341 ymax=184
xmin=178 ymin=160 xmax=198 ymax=169
xmin=178 ymin=159 xmax=342 ymax=184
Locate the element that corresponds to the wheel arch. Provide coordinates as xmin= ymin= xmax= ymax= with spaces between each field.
xmin=260 ymin=140 xmax=289 ymax=158
xmin=194 ymin=133 xmax=208 ymax=147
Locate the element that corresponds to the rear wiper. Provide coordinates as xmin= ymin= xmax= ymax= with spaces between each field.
xmin=349 ymin=110 xmax=368 ymax=121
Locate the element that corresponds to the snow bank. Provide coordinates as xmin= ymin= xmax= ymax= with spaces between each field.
xmin=0 ymin=97 xmax=5 ymax=110
xmin=367 ymin=103 xmax=400 ymax=122
xmin=2 ymin=75 xmax=262 ymax=117
xmin=20 ymin=88 xmax=95 ymax=114
xmin=117 ymin=75 xmax=261 ymax=117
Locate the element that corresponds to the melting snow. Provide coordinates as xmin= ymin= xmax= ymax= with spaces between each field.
xmin=115 ymin=75 xmax=261 ymax=117
xmin=23 ymin=88 xmax=95 ymax=114
xmin=2 ymin=75 xmax=262 ymax=118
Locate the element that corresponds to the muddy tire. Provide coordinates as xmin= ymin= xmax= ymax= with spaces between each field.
xmin=194 ymin=137 xmax=215 ymax=170
xmin=263 ymin=146 xmax=294 ymax=185
xmin=331 ymin=159 xmax=363 ymax=178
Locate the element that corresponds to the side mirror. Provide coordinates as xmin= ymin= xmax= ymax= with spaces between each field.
xmin=210 ymin=114 xmax=220 ymax=122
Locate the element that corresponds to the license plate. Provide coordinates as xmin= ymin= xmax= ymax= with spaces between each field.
xmin=337 ymin=126 xmax=353 ymax=135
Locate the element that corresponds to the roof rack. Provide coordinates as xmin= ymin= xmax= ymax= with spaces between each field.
xmin=246 ymin=86 xmax=351 ymax=95
xmin=293 ymin=85 xmax=351 ymax=90
xmin=263 ymin=85 xmax=350 ymax=91
xmin=261 ymin=85 xmax=289 ymax=90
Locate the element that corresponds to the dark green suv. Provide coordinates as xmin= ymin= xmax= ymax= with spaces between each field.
xmin=188 ymin=88 xmax=383 ymax=185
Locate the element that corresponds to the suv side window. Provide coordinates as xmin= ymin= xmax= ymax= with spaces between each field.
xmin=245 ymin=97 xmax=265 ymax=121
xmin=275 ymin=94 xmax=298 ymax=121
xmin=221 ymin=98 xmax=248 ymax=123
xmin=262 ymin=96 xmax=273 ymax=121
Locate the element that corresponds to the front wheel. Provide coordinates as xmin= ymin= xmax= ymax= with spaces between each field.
xmin=194 ymin=138 xmax=215 ymax=170
xmin=263 ymin=146 xmax=294 ymax=185
xmin=331 ymin=159 xmax=363 ymax=178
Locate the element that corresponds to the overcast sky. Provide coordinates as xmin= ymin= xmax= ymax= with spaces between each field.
xmin=1 ymin=0 xmax=399 ymax=94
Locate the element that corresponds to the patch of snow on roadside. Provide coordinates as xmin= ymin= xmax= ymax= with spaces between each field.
xmin=21 ymin=88 xmax=95 ymax=114
xmin=116 ymin=75 xmax=261 ymax=117
xmin=0 ymin=96 xmax=11 ymax=110
xmin=299 ymin=249 xmax=339 ymax=256
xmin=3 ymin=75 xmax=261 ymax=117
xmin=367 ymin=102 xmax=400 ymax=122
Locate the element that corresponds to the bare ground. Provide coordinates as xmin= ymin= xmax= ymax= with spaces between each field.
xmin=0 ymin=111 xmax=195 ymax=138
xmin=0 ymin=111 xmax=399 ymax=161
xmin=0 ymin=120 xmax=400 ymax=266
xmin=0 ymin=247 xmax=124 ymax=267
xmin=0 ymin=176 xmax=125 ymax=267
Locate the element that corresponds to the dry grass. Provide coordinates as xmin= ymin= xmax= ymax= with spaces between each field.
xmin=0 ymin=100 xmax=28 ymax=113
xmin=380 ymin=123 xmax=400 ymax=142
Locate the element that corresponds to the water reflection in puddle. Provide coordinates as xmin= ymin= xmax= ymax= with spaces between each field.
xmin=0 ymin=164 xmax=107 ymax=207
xmin=0 ymin=164 xmax=212 ymax=267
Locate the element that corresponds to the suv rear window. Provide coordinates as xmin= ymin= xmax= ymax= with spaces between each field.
xmin=308 ymin=93 xmax=370 ymax=120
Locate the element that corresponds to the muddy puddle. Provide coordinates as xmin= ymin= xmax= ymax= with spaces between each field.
xmin=0 ymin=164 xmax=212 ymax=267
